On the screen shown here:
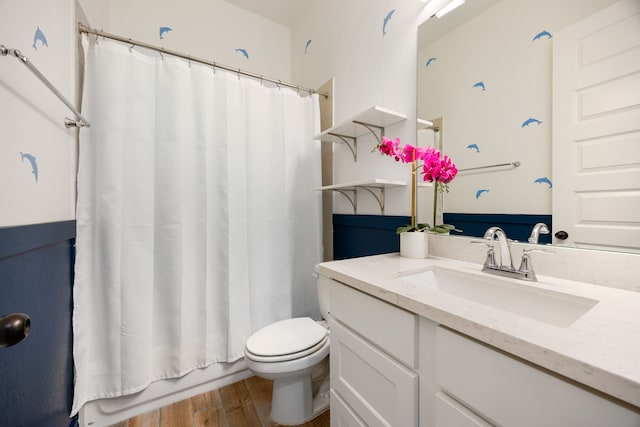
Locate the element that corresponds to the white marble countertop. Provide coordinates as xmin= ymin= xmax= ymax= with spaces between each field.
xmin=318 ymin=253 xmax=640 ymax=409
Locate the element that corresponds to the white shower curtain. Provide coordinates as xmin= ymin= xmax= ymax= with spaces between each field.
xmin=72 ymin=35 xmax=322 ymax=414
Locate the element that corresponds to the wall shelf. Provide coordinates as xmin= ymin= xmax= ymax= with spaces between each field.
xmin=319 ymin=179 xmax=406 ymax=215
xmin=315 ymin=105 xmax=407 ymax=161
xmin=417 ymin=118 xmax=435 ymax=131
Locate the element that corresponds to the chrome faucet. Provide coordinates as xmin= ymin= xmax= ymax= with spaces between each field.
xmin=483 ymin=226 xmax=514 ymax=271
xmin=528 ymin=223 xmax=550 ymax=244
xmin=473 ymin=227 xmax=554 ymax=281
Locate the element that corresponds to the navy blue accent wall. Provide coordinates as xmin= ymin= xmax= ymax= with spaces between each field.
xmin=333 ymin=214 xmax=410 ymax=260
xmin=0 ymin=221 xmax=76 ymax=427
xmin=444 ymin=213 xmax=552 ymax=244
xmin=332 ymin=214 xmax=553 ymax=261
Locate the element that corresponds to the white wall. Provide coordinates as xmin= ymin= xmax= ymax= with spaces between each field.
xmin=0 ymin=0 xmax=77 ymax=226
xmin=418 ymin=0 xmax=617 ymax=215
xmin=0 ymin=0 xmax=295 ymax=228
xmin=0 ymin=0 xmax=442 ymax=226
xmin=291 ymin=0 xmax=436 ymax=218
xmin=78 ymin=0 xmax=292 ymax=83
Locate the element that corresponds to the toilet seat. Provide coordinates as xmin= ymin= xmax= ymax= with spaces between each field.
xmin=245 ymin=317 xmax=328 ymax=363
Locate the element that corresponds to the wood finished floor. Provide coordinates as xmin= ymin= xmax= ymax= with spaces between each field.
xmin=110 ymin=375 xmax=330 ymax=427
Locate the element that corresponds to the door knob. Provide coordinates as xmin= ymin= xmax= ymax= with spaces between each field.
xmin=0 ymin=313 xmax=31 ymax=348
xmin=554 ymin=230 xmax=569 ymax=240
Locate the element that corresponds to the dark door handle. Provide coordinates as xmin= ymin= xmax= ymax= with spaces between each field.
xmin=554 ymin=230 xmax=569 ymax=240
xmin=0 ymin=313 xmax=31 ymax=348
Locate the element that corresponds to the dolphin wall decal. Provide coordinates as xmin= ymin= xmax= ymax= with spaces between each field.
xmin=533 ymin=30 xmax=553 ymax=41
xmin=305 ymin=39 xmax=312 ymax=54
xmin=521 ymin=117 xmax=542 ymax=127
xmin=473 ymin=81 xmax=486 ymax=91
xmin=235 ymin=48 xmax=249 ymax=59
xmin=425 ymin=57 xmax=436 ymax=67
xmin=383 ymin=9 xmax=395 ymax=36
xmin=159 ymin=27 xmax=172 ymax=40
xmin=466 ymin=143 xmax=480 ymax=153
xmin=33 ymin=27 xmax=48 ymax=50
xmin=20 ymin=152 xmax=38 ymax=183
xmin=534 ymin=177 xmax=553 ymax=188
xmin=476 ymin=189 xmax=489 ymax=199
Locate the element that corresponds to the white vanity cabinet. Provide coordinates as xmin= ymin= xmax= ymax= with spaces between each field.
xmin=326 ymin=276 xmax=640 ymax=427
xmin=328 ymin=278 xmax=419 ymax=426
xmin=434 ymin=327 xmax=640 ymax=427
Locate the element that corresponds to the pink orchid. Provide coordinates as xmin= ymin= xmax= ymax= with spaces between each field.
xmin=375 ymin=137 xmax=459 ymax=233
xmin=379 ymin=137 xmax=403 ymax=161
xmin=376 ymin=137 xmax=457 ymax=184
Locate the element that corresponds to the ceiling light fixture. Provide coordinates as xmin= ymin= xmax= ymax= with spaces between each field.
xmin=435 ymin=0 xmax=465 ymax=18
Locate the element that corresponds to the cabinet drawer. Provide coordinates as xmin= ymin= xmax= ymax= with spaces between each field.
xmin=330 ymin=390 xmax=367 ymax=427
xmin=435 ymin=391 xmax=493 ymax=427
xmin=436 ymin=327 xmax=640 ymax=427
xmin=329 ymin=279 xmax=417 ymax=367
xmin=330 ymin=320 xmax=418 ymax=427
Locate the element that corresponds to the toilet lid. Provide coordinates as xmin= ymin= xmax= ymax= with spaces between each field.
xmin=246 ymin=317 xmax=328 ymax=357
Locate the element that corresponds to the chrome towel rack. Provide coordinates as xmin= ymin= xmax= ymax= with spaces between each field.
xmin=458 ymin=161 xmax=521 ymax=173
xmin=1 ymin=44 xmax=90 ymax=128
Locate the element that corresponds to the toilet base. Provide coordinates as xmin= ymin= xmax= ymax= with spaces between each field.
xmin=271 ymin=375 xmax=330 ymax=426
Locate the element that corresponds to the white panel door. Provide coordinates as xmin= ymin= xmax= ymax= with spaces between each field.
xmin=552 ymin=0 xmax=640 ymax=252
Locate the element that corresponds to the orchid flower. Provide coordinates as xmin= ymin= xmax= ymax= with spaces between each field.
xmin=375 ymin=137 xmax=460 ymax=234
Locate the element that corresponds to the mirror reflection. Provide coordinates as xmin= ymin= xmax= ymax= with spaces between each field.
xmin=417 ymin=0 xmax=640 ymax=253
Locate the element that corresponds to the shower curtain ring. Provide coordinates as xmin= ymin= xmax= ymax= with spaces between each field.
xmin=159 ymin=49 xmax=164 ymax=60
xmin=237 ymin=68 xmax=241 ymax=80
xmin=128 ymin=39 xmax=135 ymax=52
xmin=212 ymin=62 xmax=216 ymax=74
xmin=188 ymin=56 xmax=191 ymax=68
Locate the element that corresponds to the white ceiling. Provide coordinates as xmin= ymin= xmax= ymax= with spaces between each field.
xmin=224 ymin=0 xmax=306 ymax=28
xmin=418 ymin=0 xmax=502 ymax=49
xmin=225 ymin=0 xmax=503 ymax=47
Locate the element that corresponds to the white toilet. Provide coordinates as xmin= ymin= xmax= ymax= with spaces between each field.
xmin=244 ymin=274 xmax=330 ymax=425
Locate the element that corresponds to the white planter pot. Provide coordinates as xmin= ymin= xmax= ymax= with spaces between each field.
xmin=399 ymin=231 xmax=429 ymax=258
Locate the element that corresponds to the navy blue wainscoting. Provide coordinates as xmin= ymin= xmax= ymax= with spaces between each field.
xmin=444 ymin=213 xmax=553 ymax=244
xmin=333 ymin=214 xmax=411 ymax=260
xmin=0 ymin=221 xmax=77 ymax=427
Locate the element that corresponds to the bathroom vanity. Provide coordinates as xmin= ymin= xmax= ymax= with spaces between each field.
xmin=319 ymin=253 xmax=640 ymax=426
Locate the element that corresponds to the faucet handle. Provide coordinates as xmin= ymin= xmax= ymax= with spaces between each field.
xmin=471 ymin=240 xmax=498 ymax=268
xmin=518 ymin=247 xmax=554 ymax=281
xmin=471 ymin=239 xmax=492 ymax=247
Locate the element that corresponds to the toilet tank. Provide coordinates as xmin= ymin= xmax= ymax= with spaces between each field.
xmin=317 ymin=273 xmax=331 ymax=320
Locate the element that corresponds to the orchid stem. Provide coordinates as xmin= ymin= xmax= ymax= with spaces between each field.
xmin=411 ymin=155 xmax=416 ymax=227
xmin=433 ymin=181 xmax=438 ymax=229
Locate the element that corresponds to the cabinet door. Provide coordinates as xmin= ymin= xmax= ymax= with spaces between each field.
xmin=331 ymin=319 xmax=418 ymax=427
xmin=330 ymin=279 xmax=417 ymax=367
xmin=436 ymin=327 xmax=640 ymax=427
xmin=435 ymin=392 xmax=493 ymax=427
xmin=331 ymin=390 xmax=368 ymax=427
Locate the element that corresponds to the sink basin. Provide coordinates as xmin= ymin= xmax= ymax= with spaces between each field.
xmin=396 ymin=267 xmax=598 ymax=327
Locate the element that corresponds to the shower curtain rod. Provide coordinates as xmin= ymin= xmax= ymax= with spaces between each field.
xmin=1 ymin=44 xmax=91 ymax=128
xmin=78 ymin=23 xmax=329 ymax=99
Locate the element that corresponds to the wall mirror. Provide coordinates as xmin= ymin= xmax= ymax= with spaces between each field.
xmin=417 ymin=0 xmax=639 ymax=253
